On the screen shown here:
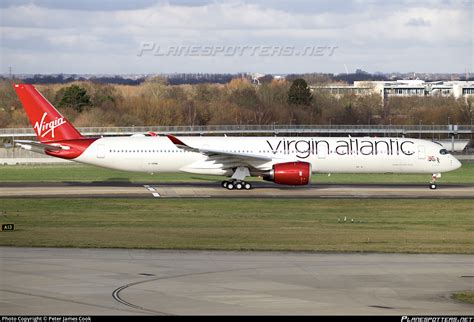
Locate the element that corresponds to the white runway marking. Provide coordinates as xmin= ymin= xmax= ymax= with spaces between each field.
xmin=144 ymin=185 xmax=160 ymax=197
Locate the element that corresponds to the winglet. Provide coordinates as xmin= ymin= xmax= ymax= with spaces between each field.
xmin=166 ymin=134 xmax=188 ymax=147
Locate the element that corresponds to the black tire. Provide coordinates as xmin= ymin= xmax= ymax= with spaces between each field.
xmin=222 ymin=181 xmax=228 ymax=188
xmin=226 ymin=183 xmax=234 ymax=190
xmin=235 ymin=182 xmax=243 ymax=190
xmin=244 ymin=182 xmax=252 ymax=190
xmin=430 ymin=183 xmax=437 ymax=190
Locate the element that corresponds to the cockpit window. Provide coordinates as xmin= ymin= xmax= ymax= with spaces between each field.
xmin=439 ymin=149 xmax=449 ymax=155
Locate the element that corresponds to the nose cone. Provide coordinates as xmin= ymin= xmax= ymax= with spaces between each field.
xmin=451 ymin=157 xmax=462 ymax=171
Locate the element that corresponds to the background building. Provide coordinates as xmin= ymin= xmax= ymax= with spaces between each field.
xmin=311 ymin=80 xmax=474 ymax=100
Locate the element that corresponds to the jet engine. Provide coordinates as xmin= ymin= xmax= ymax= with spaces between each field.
xmin=262 ymin=161 xmax=311 ymax=185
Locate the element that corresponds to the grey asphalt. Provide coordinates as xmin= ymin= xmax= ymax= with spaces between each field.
xmin=0 ymin=182 xmax=473 ymax=199
xmin=0 ymin=247 xmax=473 ymax=315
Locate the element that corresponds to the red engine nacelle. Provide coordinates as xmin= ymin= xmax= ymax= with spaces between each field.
xmin=262 ymin=161 xmax=312 ymax=185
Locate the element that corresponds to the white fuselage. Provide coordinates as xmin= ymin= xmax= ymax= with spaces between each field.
xmin=74 ymin=136 xmax=462 ymax=176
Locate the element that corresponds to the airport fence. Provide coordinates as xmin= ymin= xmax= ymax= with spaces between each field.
xmin=0 ymin=124 xmax=473 ymax=138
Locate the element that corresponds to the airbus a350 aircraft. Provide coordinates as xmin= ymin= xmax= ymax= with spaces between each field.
xmin=13 ymin=84 xmax=462 ymax=190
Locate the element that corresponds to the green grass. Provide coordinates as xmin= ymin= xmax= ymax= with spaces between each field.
xmin=0 ymin=163 xmax=472 ymax=253
xmin=0 ymin=162 xmax=473 ymax=184
xmin=0 ymin=199 xmax=472 ymax=253
xmin=0 ymin=164 xmax=222 ymax=183
xmin=452 ymin=291 xmax=474 ymax=305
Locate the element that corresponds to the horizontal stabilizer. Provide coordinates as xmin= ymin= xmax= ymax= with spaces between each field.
xmin=14 ymin=140 xmax=70 ymax=152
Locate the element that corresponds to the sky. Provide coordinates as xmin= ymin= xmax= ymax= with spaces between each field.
xmin=0 ymin=0 xmax=472 ymax=74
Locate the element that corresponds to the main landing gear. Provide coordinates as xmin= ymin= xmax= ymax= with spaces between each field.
xmin=221 ymin=180 xmax=252 ymax=190
xmin=429 ymin=173 xmax=441 ymax=190
xmin=222 ymin=166 xmax=252 ymax=190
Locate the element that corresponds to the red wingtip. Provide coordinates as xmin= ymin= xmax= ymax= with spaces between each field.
xmin=166 ymin=134 xmax=187 ymax=146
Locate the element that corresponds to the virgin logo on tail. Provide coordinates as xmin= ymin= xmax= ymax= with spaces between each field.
xmin=34 ymin=112 xmax=66 ymax=139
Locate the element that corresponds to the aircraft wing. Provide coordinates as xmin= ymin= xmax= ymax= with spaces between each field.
xmin=15 ymin=140 xmax=69 ymax=152
xmin=166 ymin=134 xmax=274 ymax=163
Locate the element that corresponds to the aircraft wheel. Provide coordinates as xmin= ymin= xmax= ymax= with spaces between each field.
xmin=226 ymin=182 xmax=234 ymax=190
xmin=429 ymin=183 xmax=437 ymax=190
xmin=235 ymin=182 xmax=243 ymax=190
xmin=244 ymin=182 xmax=252 ymax=190
xmin=222 ymin=181 xmax=228 ymax=188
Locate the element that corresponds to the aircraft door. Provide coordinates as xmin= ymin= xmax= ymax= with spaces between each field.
xmin=417 ymin=145 xmax=425 ymax=159
xmin=97 ymin=144 xmax=105 ymax=158
xmin=317 ymin=144 xmax=328 ymax=159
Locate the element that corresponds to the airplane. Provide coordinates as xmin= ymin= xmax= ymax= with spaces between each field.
xmin=12 ymin=83 xmax=462 ymax=190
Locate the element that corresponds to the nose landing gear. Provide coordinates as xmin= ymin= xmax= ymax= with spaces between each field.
xmin=429 ymin=173 xmax=441 ymax=190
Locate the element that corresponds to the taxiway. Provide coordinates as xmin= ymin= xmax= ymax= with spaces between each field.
xmin=0 ymin=182 xmax=473 ymax=199
xmin=0 ymin=247 xmax=472 ymax=315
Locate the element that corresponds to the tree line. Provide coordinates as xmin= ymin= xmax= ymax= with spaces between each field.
xmin=0 ymin=78 xmax=472 ymax=129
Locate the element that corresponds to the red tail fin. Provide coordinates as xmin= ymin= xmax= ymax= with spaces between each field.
xmin=13 ymin=84 xmax=83 ymax=143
